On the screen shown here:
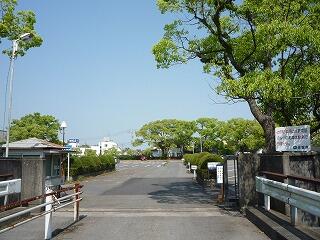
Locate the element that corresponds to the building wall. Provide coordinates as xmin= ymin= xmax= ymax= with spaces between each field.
xmin=0 ymin=157 xmax=46 ymax=205
xmin=21 ymin=158 xmax=46 ymax=201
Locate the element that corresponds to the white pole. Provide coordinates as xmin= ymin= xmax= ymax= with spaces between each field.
xmin=67 ymin=153 xmax=70 ymax=181
xmin=193 ymin=169 xmax=196 ymax=178
xmin=44 ymin=187 xmax=53 ymax=240
xmin=5 ymin=41 xmax=17 ymax=158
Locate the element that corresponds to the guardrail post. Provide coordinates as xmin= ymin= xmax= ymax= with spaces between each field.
xmin=74 ymin=183 xmax=80 ymax=222
xmin=44 ymin=187 xmax=53 ymax=240
xmin=264 ymin=194 xmax=270 ymax=211
xmin=288 ymin=178 xmax=298 ymax=226
xmin=262 ymin=175 xmax=270 ymax=211
xmin=3 ymin=184 xmax=8 ymax=206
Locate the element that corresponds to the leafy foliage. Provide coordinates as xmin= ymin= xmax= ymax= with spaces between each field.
xmin=220 ymin=118 xmax=265 ymax=152
xmin=153 ymin=0 xmax=320 ymax=152
xmin=133 ymin=119 xmax=195 ymax=157
xmin=70 ymin=154 xmax=115 ymax=177
xmin=0 ymin=0 xmax=42 ymax=56
xmin=10 ymin=112 xmax=60 ymax=143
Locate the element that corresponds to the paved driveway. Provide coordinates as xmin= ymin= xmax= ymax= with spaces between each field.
xmin=0 ymin=160 xmax=269 ymax=240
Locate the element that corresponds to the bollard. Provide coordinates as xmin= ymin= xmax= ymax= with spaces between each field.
xmin=74 ymin=183 xmax=80 ymax=222
xmin=44 ymin=187 xmax=53 ymax=240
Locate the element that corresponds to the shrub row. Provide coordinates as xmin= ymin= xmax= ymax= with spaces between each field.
xmin=183 ymin=152 xmax=223 ymax=170
xmin=70 ymin=154 xmax=115 ymax=176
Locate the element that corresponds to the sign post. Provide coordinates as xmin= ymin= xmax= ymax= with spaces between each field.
xmin=191 ymin=165 xmax=197 ymax=178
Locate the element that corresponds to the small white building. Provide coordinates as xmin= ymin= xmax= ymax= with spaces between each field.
xmin=79 ymin=138 xmax=121 ymax=156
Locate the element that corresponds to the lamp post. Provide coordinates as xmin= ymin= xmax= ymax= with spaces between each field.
xmin=60 ymin=121 xmax=70 ymax=181
xmin=5 ymin=33 xmax=33 ymax=158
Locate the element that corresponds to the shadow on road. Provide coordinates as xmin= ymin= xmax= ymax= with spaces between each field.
xmin=102 ymin=177 xmax=219 ymax=205
xmin=148 ymin=180 xmax=219 ymax=205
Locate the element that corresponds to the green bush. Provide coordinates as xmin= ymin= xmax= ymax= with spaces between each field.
xmin=198 ymin=153 xmax=223 ymax=169
xmin=70 ymin=154 xmax=115 ymax=177
xmin=183 ymin=152 xmax=223 ymax=169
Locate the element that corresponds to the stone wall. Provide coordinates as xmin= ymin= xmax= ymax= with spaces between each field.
xmin=237 ymin=153 xmax=261 ymax=209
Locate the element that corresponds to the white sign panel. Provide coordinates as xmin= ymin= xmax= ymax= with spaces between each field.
xmin=191 ymin=165 xmax=198 ymax=170
xmin=207 ymin=162 xmax=220 ymax=170
xmin=275 ymin=125 xmax=311 ymax=152
xmin=217 ymin=165 xmax=223 ymax=184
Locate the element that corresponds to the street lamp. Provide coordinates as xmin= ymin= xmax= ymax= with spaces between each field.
xmin=5 ymin=33 xmax=33 ymax=157
xmin=60 ymin=121 xmax=67 ymax=146
xmin=60 ymin=121 xmax=70 ymax=181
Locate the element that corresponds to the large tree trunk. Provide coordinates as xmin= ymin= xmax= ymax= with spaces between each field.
xmin=247 ymin=99 xmax=276 ymax=153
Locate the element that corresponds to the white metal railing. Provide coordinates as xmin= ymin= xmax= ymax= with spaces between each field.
xmin=0 ymin=183 xmax=82 ymax=239
xmin=0 ymin=179 xmax=21 ymax=206
xmin=256 ymin=176 xmax=320 ymax=226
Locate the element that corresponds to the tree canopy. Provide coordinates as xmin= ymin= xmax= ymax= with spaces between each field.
xmin=0 ymin=0 xmax=42 ymax=56
xmin=133 ymin=117 xmax=265 ymax=156
xmin=133 ymin=119 xmax=195 ymax=157
xmin=10 ymin=112 xmax=60 ymax=143
xmin=153 ymin=0 xmax=320 ymax=152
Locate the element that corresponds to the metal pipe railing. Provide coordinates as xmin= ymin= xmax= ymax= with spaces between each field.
xmin=0 ymin=183 xmax=83 ymax=239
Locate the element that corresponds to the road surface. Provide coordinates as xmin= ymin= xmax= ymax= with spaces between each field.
xmin=1 ymin=160 xmax=269 ymax=240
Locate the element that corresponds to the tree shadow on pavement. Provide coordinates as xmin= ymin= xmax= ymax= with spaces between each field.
xmin=148 ymin=180 xmax=219 ymax=205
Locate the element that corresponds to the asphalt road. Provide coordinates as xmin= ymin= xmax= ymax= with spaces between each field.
xmin=0 ymin=160 xmax=269 ymax=240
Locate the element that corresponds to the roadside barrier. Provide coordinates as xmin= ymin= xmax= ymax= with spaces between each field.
xmin=0 ymin=183 xmax=83 ymax=239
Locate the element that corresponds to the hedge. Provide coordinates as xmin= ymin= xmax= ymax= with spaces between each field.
xmin=183 ymin=152 xmax=223 ymax=169
xmin=70 ymin=154 xmax=115 ymax=176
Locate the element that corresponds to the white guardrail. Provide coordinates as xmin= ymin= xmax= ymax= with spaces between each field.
xmin=0 ymin=179 xmax=21 ymax=206
xmin=256 ymin=176 xmax=320 ymax=225
xmin=0 ymin=184 xmax=82 ymax=240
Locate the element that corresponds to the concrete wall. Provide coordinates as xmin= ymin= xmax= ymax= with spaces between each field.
xmin=21 ymin=158 xmax=46 ymax=201
xmin=0 ymin=157 xmax=46 ymax=205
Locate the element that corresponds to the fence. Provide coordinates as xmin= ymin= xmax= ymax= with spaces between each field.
xmin=256 ymin=176 xmax=320 ymax=226
xmin=0 ymin=183 xmax=83 ymax=239
xmin=0 ymin=179 xmax=21 ymax=206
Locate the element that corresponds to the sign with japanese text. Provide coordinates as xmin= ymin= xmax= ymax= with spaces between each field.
xmin=217 ymin=165 xmax=223 ymax=184
xmin=275 ymin=125 xmax=310 ymax=152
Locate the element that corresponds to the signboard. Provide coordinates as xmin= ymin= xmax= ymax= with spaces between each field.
xmin=191 ymin=165 xmax=198 ymax=170
xmin=275 ymin=125 xmax=311 ymax=152
xmin=217 ymin=165 xmax=223 ymax=184
xmin=68 ymin=138 xmax=79 ymax=143
xmin=64 ymin=144 xmax=73 ymax=150
xmin=207 ymin=162 xmax=220 ymax=170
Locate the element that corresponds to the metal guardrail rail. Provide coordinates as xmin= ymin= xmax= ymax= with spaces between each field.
xmin=0 ymin=183 xmax=83 ymax=239
xmin=0 ymin=179 xmax=21 ymax=206
xmin=256 ymin=176 xmax=320 ymax=226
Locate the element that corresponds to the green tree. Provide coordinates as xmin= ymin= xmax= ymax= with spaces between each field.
xmin=0 ymin=0 xmax=42 ymax=56
xmin=10 ymin=112 xmax=60 ymax=143
xmin=171 ymin=120 xmax=196 ymax=154
xmin=195 ymin=118 xmax=224 ymax=153
xmin=153 ymin=0 xmax=320 ymax=152
xmin=220 ymin=118 xmax=265 ymax=152
xmin=133 ymin=119 xmax=196 ymax=158
xmin=133 ymin=119 xmax=176 ymax=158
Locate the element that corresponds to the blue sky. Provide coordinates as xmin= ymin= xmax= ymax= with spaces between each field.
xmin=0 ymin=1 xmax=252 ymax=147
